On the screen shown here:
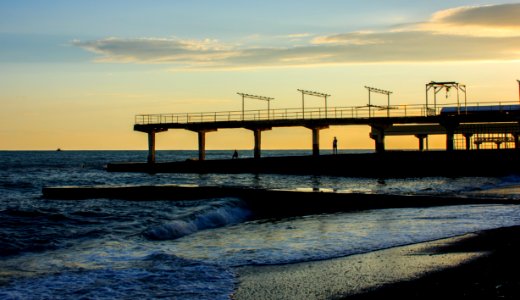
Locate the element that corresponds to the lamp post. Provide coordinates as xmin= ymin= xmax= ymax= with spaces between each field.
xmin=364 ymin=86 xmax=393 ymax=118
xmin=425 ymin=81 xmax=466 ymax=115
xmin=297 ymin=89 xmax=331 ymax=119
xmin=237 ymin=93 xmax=274 ymax=120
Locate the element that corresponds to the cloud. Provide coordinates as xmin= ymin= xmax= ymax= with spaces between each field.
xmin=72 ymin=37 xmax=238 ymax=64
xmin=73 ymin=3 xmax=520 ymax=70
xmin=410 ymin=3 xmax=520 ymax=37
xmin=433 ymin=4 xmax=520 ymax=28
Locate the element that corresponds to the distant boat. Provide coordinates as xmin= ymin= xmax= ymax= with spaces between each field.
xmin=56 ymin=148 xmax=62 ymax=152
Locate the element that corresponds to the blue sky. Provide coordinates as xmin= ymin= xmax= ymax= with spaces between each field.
xmin=1 ymin=1 xmax=519 ymax=150
xmin=1 ymin=0 xmax=514 ymax=62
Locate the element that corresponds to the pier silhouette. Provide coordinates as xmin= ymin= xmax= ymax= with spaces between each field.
xmin=111 ymin=82 xmax=520 ymax=176
xmin=134 ymin=100 xmax=520 ymax=163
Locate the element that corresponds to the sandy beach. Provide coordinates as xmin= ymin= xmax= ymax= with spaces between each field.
xmin=234 ymin=226 xmax=520 ymax=299
xmin=234 ymin=234 xmax=483 ymax=299
xmin=234 ymin=185 xmax=520 ymax=299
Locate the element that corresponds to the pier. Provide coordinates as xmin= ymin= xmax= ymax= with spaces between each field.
xmin=111 ymin=82 xmax=520 ymax=176
xmin=134 ymin=100 xmax=520 ymax=163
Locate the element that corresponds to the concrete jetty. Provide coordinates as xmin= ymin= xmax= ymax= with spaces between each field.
xmin=42 ymin=184 xmax=518 ymax=218
xmin=107 ymin=150 xmax=520 ymax=177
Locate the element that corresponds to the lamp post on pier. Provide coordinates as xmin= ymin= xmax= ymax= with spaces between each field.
xmin=297 ymin=89 xmax=331 ymax=119
xmin=365 ymin=86 xmax=393 ymax=118
xmin=425 ymin=81 xmax=466 ymax=115
xmin=237 ymin=93 xmax=274 ymax=121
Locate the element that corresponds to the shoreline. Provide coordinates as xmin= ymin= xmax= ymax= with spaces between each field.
xmin=233 ymin=234 xmax=485 ymax=299
xmin=233 ymin=225 xmax=520 ymax=299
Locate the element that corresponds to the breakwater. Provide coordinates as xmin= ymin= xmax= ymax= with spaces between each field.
xmin=106 ymin=150 xmax=520 ymax=177
xmin=42 ymin=184 xmax=518 ymax=219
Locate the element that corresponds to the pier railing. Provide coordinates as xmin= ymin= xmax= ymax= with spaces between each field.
xmin=135 ymin=101 xmax=517 ymax=125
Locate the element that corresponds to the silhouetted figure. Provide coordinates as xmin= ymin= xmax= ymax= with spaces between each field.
xmin=232 ymin=150 xmax=239 ymax=159
xmin=332 ymin=137 xmax=338 ymax=155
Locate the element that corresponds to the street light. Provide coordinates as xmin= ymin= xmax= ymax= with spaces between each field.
xmin=297 ymin=89 xmax=331 ymax=119
xmin=365 ymin=86 xmax=393 ymax=118
xmin=237 ymin=93 xmax=275 ymax=120
xmin=425 ymin=81 xmax=466 ymax=115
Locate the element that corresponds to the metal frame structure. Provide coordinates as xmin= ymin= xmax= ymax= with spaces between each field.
xmin=365 ymin=86 xmax=393 ymax=118
xmin=297 ymin=89 xmax=331 ymax=118
xmin=426 ymin=81 xmax=467 ymax=115
xmin=237 ymin=93 xmax=274 ymax=120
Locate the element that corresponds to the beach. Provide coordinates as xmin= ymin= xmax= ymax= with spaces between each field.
xmin=234 ymin=185 xmax=520 ymax=299
xmin=234 ymin=234 xmax=483 ymax=299
xmin=234 ymin=224 xmax=520 ymax=300
xmin=348 ymin=225 xmax=520 ymax=299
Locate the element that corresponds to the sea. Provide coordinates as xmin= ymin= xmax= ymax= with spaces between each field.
xmin=1 ymin=150 xmax=520 ymax=299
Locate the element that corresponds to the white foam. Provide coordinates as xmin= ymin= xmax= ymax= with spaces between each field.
xmin=143 ymin=203 xmax=251 ymax=240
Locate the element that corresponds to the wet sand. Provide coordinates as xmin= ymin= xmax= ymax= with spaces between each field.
xmin=347 ymin=225 xmax=520 ymax=299
xmin=234 ymin=226 xmax=520 ymax=299
xmin=234 ymin=235 xmax=485 ymax=299
xmin=234 ymin=185 xmax=520 ymax=299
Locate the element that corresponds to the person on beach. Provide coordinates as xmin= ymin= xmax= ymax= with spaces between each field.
xmin=232 ymin=150 xmax=239 ymax=159
xmin=333 ymin=137 xmax=338 ymax=155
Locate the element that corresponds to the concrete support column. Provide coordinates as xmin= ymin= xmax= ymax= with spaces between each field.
xmin=198 ymin=131 xmax=206 ymax=161
xmin=370 ymin=124 xmax=390 ymax=153
xmin=147 ymin=131 xmax=156 ymax=164
xmin=514 ymin=133 xmax=519 ymax=149
xmin=441 ymin=121 xmax=458 ymax=152
xmin=446 ymin=130 xmax=455 ymax=151
xmin=306 ymin=126 xmax=329 ymax=157
xmin=463 ymin=133 xmax=473 ymax=150
xmin=446 ymin=131 xmax=454 ymax=151
xmin=246 ymin=127 xmax=272 ymax=159
xmin=142 ymin=128 xmax=167 ymax=164
xmin=253 ymin=129 xmax=262 ymax=159
xmin=415 ymin=134 xmax=427 ymax=151
xmin=312 ymin=128 xmax=320 ymax=156
xmin=187 ymin=128 xmax=217 ymax=161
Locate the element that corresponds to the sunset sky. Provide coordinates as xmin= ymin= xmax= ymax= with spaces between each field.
xmin=1 ymin=1 xmax=519 ymax=151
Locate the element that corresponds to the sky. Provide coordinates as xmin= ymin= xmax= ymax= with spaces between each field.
xmin=1 ymin=0 xmax=520 ymax=151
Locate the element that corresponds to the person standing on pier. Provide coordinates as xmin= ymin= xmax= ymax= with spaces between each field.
xmin=333 ymin=137 xmax=338 ymax=155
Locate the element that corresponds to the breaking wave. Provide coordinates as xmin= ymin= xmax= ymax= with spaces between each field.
xmin=143 ymin=200 xmax=251 ymax=240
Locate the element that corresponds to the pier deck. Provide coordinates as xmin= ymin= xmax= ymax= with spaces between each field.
xmin=132 ymin=101 xmax=520 ymax=163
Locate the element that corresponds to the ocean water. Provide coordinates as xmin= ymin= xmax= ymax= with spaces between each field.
xmin=1 ymin=150 xmax=520 ymax=299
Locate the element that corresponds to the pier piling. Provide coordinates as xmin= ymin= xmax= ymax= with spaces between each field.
xmin=246 ymin=127 xmax=272 ymax=159
xmin=307 ymin=126 xmax=329 ymax=156
xmin=370 ymin=124 xmax=390 ymax=153
xmin=198 ymin=131 xmax=206 ymax=160
xmin=147 ymin=131 xmax=156 ymax=163
xmin=416 ymin=134 xmax=427 ymax=151
xmin=144 ymin=128 xmax=167 ymax=163
xmin=463 ymin=133 xmax=473 ymax=150
xmin=190 ymin=129 xmax=217 ymax=161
